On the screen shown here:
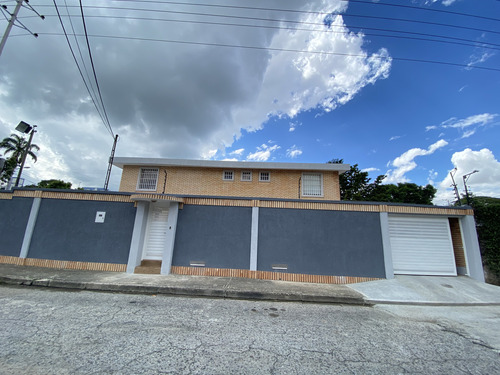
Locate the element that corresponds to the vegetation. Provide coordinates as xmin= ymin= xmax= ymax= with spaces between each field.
xmin=0 ymin=134 xmax=40 ymax=184
xmin=328 ymin=158 xmax=436 ymax=205
xmin=469 ymin=196 xmax=500 ymax=285
xmin=25 ymin=179 xmax=72 ymax=190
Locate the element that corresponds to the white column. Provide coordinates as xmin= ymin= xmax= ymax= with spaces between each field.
xmin=126 ymin=201 xmax=149 ymax=273
xmin=250 ymin=207 xmax=259 ymax=271
xmin=461 ymin=215 xmax=485 ymax=282
xmin=161 ymin=202 xmax=179 ymax=275
xmin=379 ymin=212 xmax=394 ymax=279
xmin=19 ymin=197 xmax=41 ymax=258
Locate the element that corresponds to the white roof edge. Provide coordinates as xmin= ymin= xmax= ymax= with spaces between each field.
xmin=113 ymin=157 xmax=350 ymax=172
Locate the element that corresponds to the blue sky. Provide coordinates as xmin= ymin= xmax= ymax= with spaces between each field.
xmin=0 ymin=0 xmax=498 ymax=203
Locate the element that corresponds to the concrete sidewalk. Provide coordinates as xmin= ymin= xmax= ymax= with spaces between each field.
xmin=1 ymin=263 xmax=500 ymax=306
xmin=0 ymin=263 xmax=366 ymax=305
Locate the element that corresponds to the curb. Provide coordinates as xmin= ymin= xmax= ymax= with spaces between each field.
xmin=0 ymin=275 xmax=370 ymax=306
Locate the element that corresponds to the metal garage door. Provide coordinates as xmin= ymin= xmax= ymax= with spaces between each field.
xmin=388 ymin=215 xmax=457 ymax=276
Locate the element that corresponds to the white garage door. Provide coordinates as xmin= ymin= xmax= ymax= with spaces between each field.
xmin=388 ymin=215 xmax=457 ymax=276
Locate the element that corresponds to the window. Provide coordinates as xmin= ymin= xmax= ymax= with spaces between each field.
xmin=259 ymin=171 xmax=270 ymax=182
xmin=137 ymin=168 xmax=159 ymax=191
xmin=241 ymin=171 xmax=252 ymax=181
xmin=302 ymin=173 xmax=323 ymax=197
xmin=223 ymin=170 xmax=234 ymax=181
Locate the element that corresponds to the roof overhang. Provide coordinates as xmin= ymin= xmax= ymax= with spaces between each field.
xmin=113 ymin=157 xmax=350 ymax=173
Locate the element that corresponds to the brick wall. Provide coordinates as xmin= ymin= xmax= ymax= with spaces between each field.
xmin=449 ymin=217 xmax=467 ymax=268
xmin=119 ymin=166 xmax=341 ymax=200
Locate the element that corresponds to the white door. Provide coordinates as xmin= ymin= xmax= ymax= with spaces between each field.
xmin=142 ymin=202 xmax=170 ymax=260
xmin=389 ymin=215 xmax=457 ymax=276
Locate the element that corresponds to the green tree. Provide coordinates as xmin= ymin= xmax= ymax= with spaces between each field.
xmin=0 ymin=156 xmax=18 ymax=184
xmin=370 ymin=183 xmax=437 ymax=205
xmin=329 ymin=158 xmax=436 ymax=204
xmin=328 ymin=158 xmax=385 ymax=201
xmin=25 ymin=179 xmax=72 ymax=190
xmin=0 ymin=134 xmax=40 ymax=183
xmin=470 ymin=196 xmax=500 ymax=285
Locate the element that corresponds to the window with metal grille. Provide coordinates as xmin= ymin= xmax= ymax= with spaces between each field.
xmin=259 ymin=171 xmax=270 ymax=182
xmin=223 ymin=170 xmax=234 ymax=181
xmin=241 ymin=171 xmax=252 ymax=181
xmin=302 ymin=173 xmax=323 ymax=197
xmin=137 ymin=168 xmax=159 ymax=191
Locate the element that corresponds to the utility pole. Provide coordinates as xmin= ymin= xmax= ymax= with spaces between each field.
xmin=15 ymin=125 xmax=36 ymax=187
xmin=0 ymin=0 xmax=44 ymax=58
xmin=104 ymin=134 xmax=119 ymax=190
xmin=463 ymin=170 xmax=479 ymax=206
xmin=449 ymin=168 xmax=461 ymax=205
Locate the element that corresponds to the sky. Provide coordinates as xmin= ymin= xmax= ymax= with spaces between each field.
xmin=0 ymin=0 xmax=498 ymax=205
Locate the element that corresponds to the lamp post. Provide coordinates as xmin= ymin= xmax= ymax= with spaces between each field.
xmin=14 ymin=121 xmax=36 ymax=187
xmin=463 ymin=170 xmax=479 ymax=206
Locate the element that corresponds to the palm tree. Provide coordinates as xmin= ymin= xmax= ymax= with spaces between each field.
xmin=0 ymin=133 xmax=39 ymax=164
xmin=0 ymin=134 xmax=40 ymax=184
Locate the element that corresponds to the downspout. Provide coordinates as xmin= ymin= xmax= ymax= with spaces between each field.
xmin=298 ymin=177 xmax=301 ymax=199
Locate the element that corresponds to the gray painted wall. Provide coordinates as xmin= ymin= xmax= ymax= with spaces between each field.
xmin=0 ymin=197 xmax=34 ymax=256
xmin=172 ymin=205 xmax=252 ymax=269
xmin=28 ymin=199 xmax=136 ymax=264
xmin=257 ymin=208 xmax=386 ymax=278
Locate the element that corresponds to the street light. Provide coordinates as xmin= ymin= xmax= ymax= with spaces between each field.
xmin=463 ymin=170 xmax=479 ymax=206
xmin=14 ymin=121 xmax=37 ymax=187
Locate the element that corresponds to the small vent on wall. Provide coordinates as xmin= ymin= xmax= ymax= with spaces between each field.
xmin=272 ymin=264 xmax=288 ymax=271
xmin=190 ymin=261 xmax=206 ymax=267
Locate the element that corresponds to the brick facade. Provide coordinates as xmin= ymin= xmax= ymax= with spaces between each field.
xmin=119 ymin=165 xmax=341 ymax=200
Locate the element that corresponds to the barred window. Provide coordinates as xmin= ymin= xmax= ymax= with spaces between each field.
xmin=241 ymin=171 xmax=252 ymax=181
xmin=137 ymin=168 xmax=159 ymax=191
xmin=302 ymin=173 xmax=323 ymax=197
xmin=223 ymin=170 xmax=234 ymax=181
xmin=259 ymin=171 xmax=270 ymax=182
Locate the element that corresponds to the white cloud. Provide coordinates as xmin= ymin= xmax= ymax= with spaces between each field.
xmin=389 ymin=135 xmax=401 ymax=141
xmin=229 ymin=148 xmax=245 ymax=156
xmin=424 ymin=0 xmax=457 ymax=6
xmin=435 ymin=148 xmax=500 ymax=204
xmin=0 ymin=0 xmax=392 ymax=189
xmin=384 ymin=139 xmax=448 ymax=183
xmin=286 ymin=145 xmax=303 ymax=159
xmin=427 ymin=113 xmax=498 ymax=139
xmin=467 ymin=51 xmax=495 ymax=69
xmin=441 ymin=113 xmax=497 ymax=129
xmin=361 ymin=167 xmax=379 ymax=173
xmin=246 ymin=144 xmax=280 ymax=161
xmin=289 ymin=121 xmax=301 ymax=132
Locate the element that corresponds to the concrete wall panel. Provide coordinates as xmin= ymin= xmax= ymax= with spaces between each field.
xmin=0 ymin=197 xmax=33 ymax=256
xmin=28 ymin=199 xmax=136 ymax=264
xmin=172 ymin=205 xmax=252 ymax=269
xmin=257 ymin=208 xmax=386 ymax=278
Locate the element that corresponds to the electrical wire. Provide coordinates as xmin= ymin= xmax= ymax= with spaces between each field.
xmin=63 ymin=0 xmax=101 ymax=115
xmin=41 ymin=12 xmax=500 ymax=52
xmin=52 ymin=0 xmax=113 ymax=138
xmin=107 ymin=0 xmax=500 ymax=23
xmin=32 ymin=3 xmax=500 ymax=36
xmin=78 ymin=0 xmax=114 ymax=138
xmin=38 ymin=31 xmax=500 ymax=72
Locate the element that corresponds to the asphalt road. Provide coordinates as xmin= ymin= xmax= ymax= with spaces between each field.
xmin=0 ymin=285 xmax=499 ymax=375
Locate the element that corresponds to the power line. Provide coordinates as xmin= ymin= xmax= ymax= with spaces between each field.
xmin=77 ymin=0 xmax=114 ymax=138
xmin=38 ymin=31 xmax=500 ymax=73
xmin=52 ymin=0 xmax=113 ymax=138
xmin=63 ymin=0 xmax=101 ymax=111
xmin=108 ymin=0 xmax=500 ymax=23
xmin=345 ymin=0 xmax=500 ymax=23
xmin=33 ymin=4 xmax=500 ymax=36
xmin=38 ymin=12 xmax=500 ymax=52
